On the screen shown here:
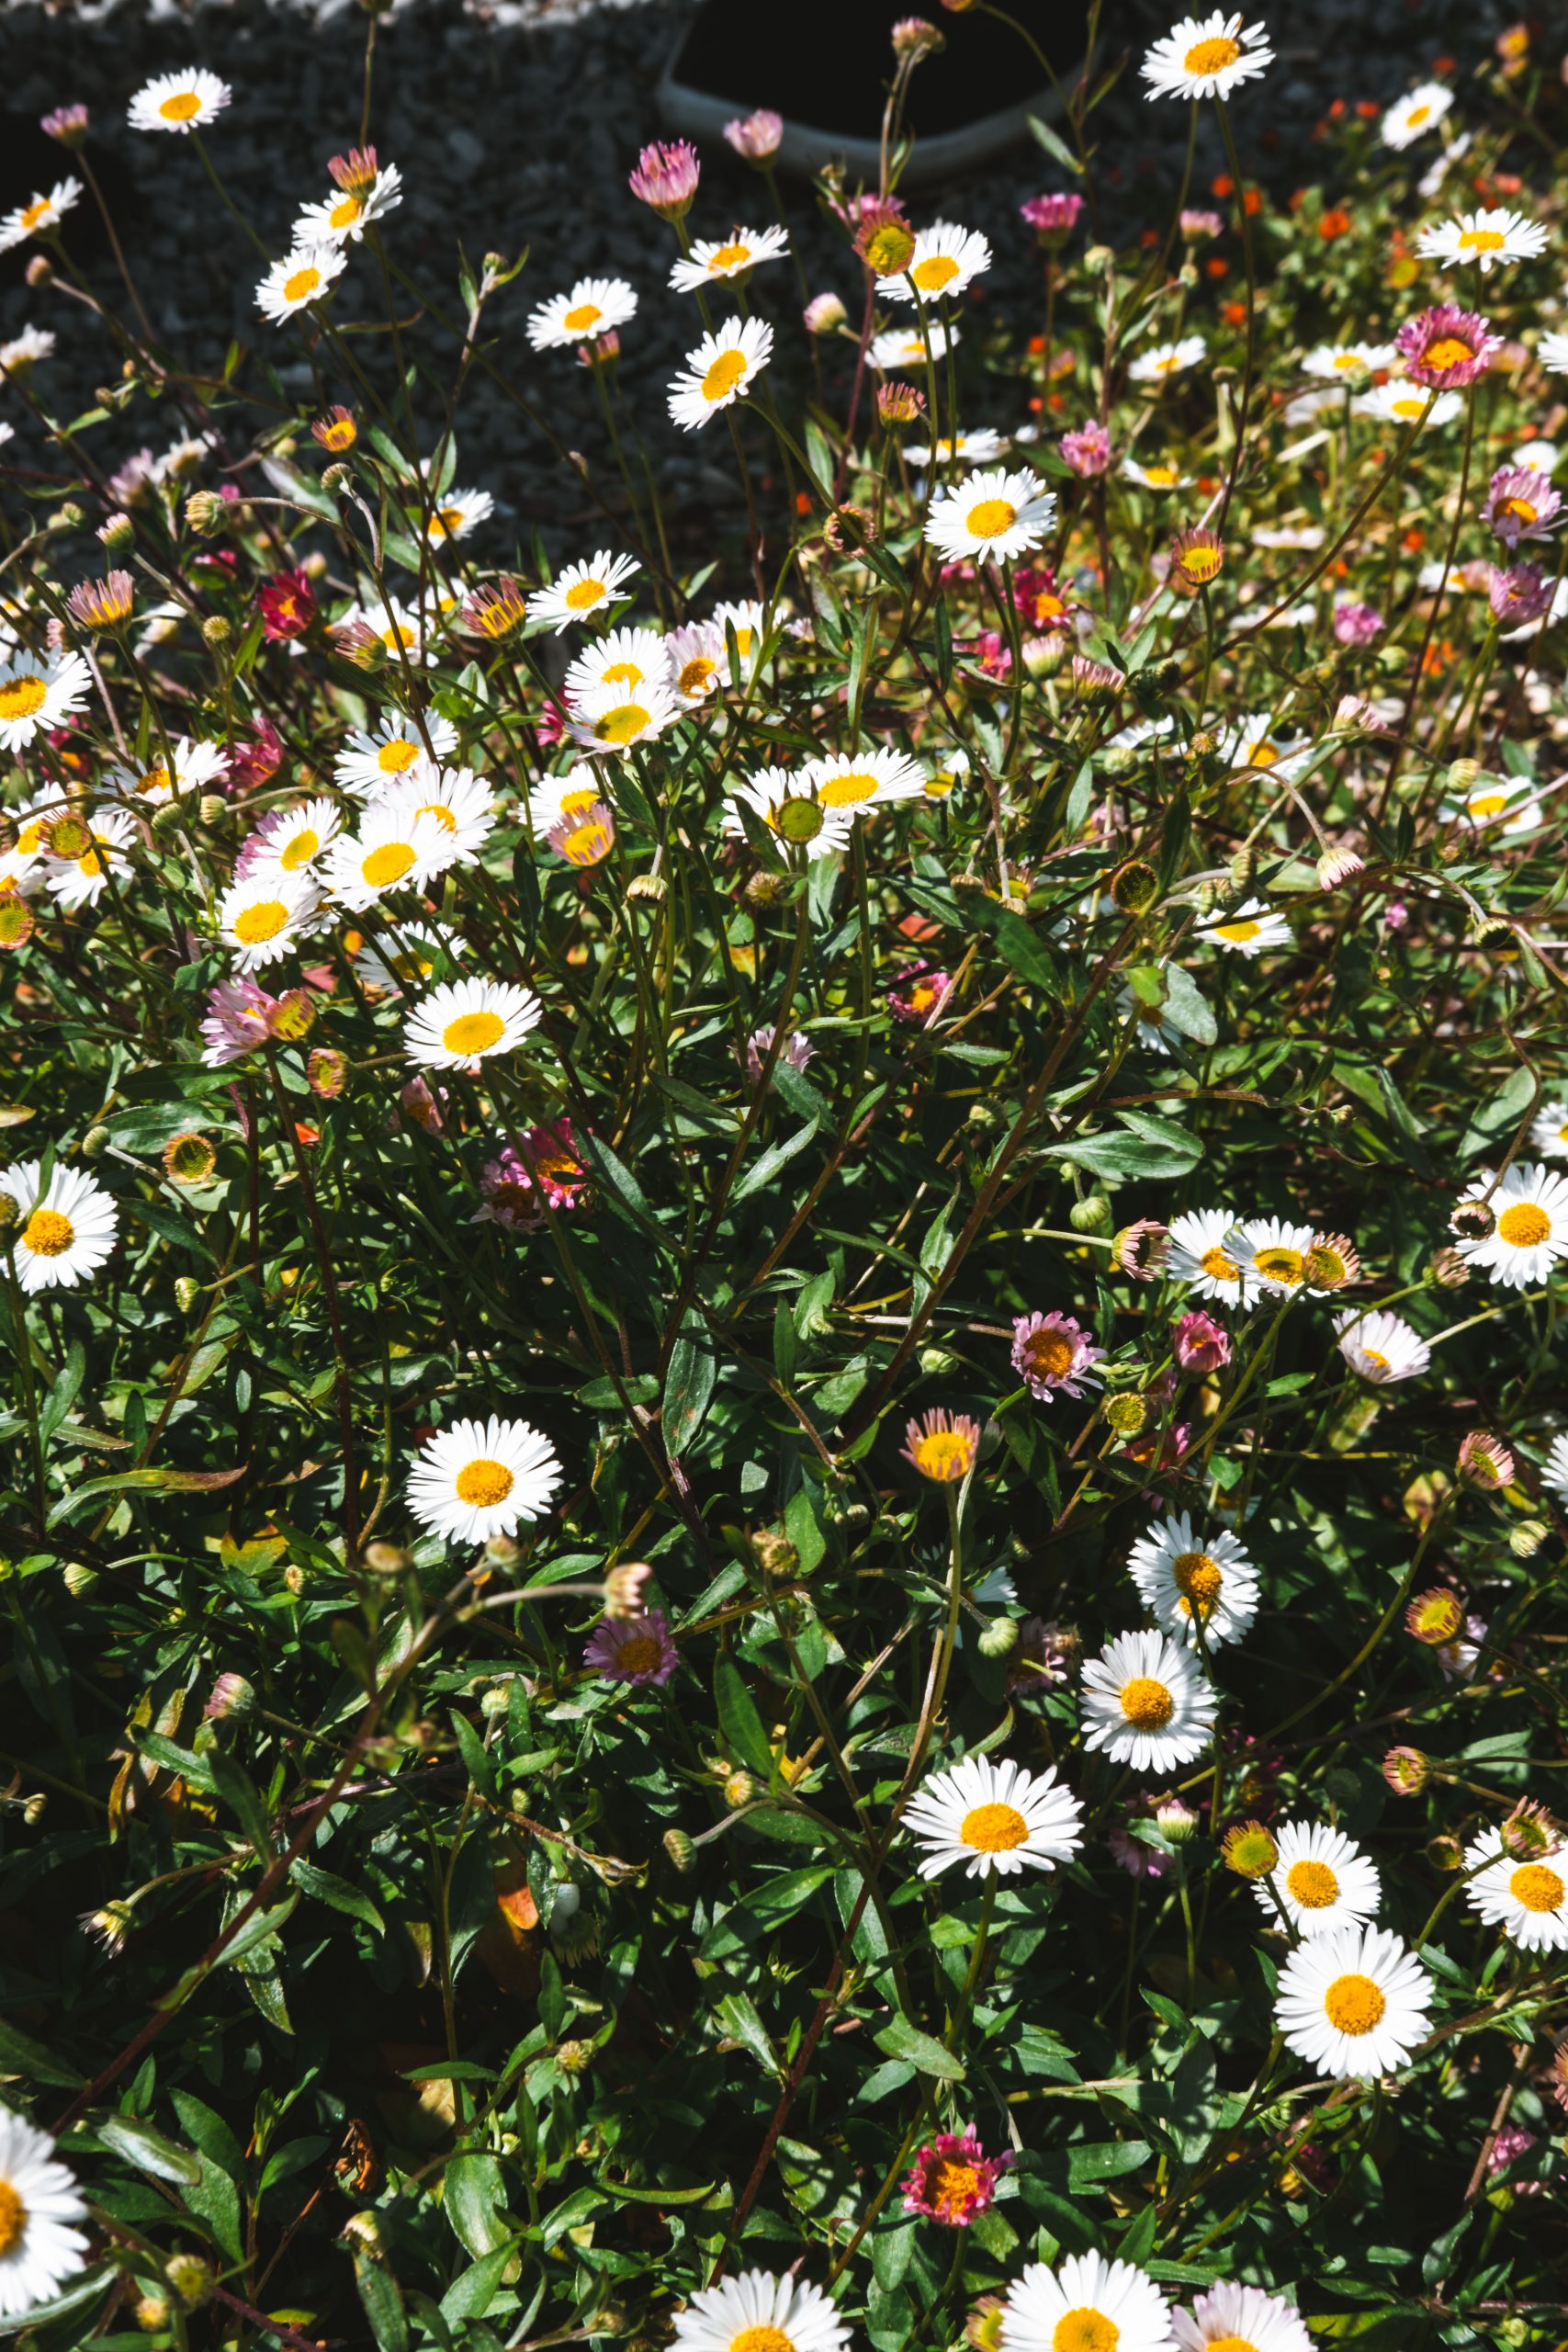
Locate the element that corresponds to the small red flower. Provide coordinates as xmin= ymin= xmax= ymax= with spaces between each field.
xmin=258 ymin=569 xmax=316 ymax=641
xmin=901 ymin=2129 xmax=1010 ymax=2226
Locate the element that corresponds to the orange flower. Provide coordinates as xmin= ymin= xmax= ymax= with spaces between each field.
xmin=1212 ymin=172 xmax=1235 ymax=198
xmin=1356 ymin=99 xmax=1380 ymax=119
xmin=1224 ymin=300 xmax=1247 ymax=328
xmin=1206 ymin=255 xmax=1228 ymax=277
xmin=1403 ymin=527 xmax=1427 ymax=552
xmin=1318 ymin=209 xmax=1351 ymax=241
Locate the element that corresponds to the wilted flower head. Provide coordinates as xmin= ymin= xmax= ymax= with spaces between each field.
xmin=877 ymin=379 xmax=926 ymax=427
xmin=892 ymin=16 xmax=945 ymax=59
xmin=1489 ymin=560 xmax=1553 ymax=625
xmin=627 ymin=140 xmax=700 ymax=219
xmin=1317 ymin=843 xmax=1365 ymax=888
xmin=479 ymin=1121 xmax=589 ymax=1230
xmin=743 ymin=1024 xmax=815 ymax=1084
xmin=901 ymin=2127 xmax=1009 ymax=2224
xmin=1061 ymin=419 xmax=1111 ymax=476
xmin=1112 ymin=1220 xmax=1170 ymax=1280
xmin=1397 ymin=301 xmax=1501 ymax=388
xmin=1382 ymin=1745 xmax=1430 ymax=1794
xmin=1174 ymin=1309 xmax=1230 ymax=1373
xmin=723 ymin=109 xmax=784 ymax=161
xmin=1459 ymin=1430 xmax=1515 ymax=1489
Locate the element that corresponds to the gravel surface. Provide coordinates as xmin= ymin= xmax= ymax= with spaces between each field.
xmin=0 ymin=0 xmax=1517 ymax=572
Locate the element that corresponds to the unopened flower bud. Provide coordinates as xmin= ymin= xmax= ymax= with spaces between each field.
xmin=28 ymin=254 xmax=53 ymax=289
xmin=1156 ymin=1793 xmax=1199 ymax=1844
xmin=1382 ymin=1745 xmax=1430 ymax=1794
xmin=724 ymin=1770 xmax=761 ymax=1809
xmin=604 ymin=1560 xmax=652 ymax=1617
xmin=284 ymin=1562 xmax=306 ymax=1594
xmin=363 ymin=1541 xmax=411 ymax=1575
xmin=267 ymin=988 xmax=315 ymax=1042
xmin=321 ymin=461 xmax=353 ymax=495
xmin=1406 ymin=1587 xmax=1464 ymax=1645
xmin=751 ymin=1528 xmax=798 ymax=1577
xmin=1070 ymin=1193 xmax=1112 ymax=1234
xmin=62 ymin=1561 xmax=98 ymax=1599
xmin=185 ymin=489 xmax=224 ymax=536
xmin=1228 ymin=842 xmax=1258 ymax=895
xmin=82 ymin=1125 xmax=110 ymax=1159
xmin=662 ymin=1826 xmax=696 ymax=1872
xmin=204 ymin=1671 xmax=255 ymax=1721
xmin=341 ymin=2211 xmax=385 ymax=2256
xmin=624 ymin=871 xmax=667 ymax=903
xmin=164 ymin=2254 xmax=212 ymax=2311
xmin=22 ymin=1792 xmax=46 ymax=1826
xmin=1499 ymin=1799 xmax=1560 ymax=1859
xmin=804 ymin=291 xmax=848 ymax=335
xmin=98 ymin=511 xmax=134 ymax=552
xmin=1428 ymin=1245 xmax=1469 ymax=1287
xmin=135 ymin=2296 xmax=172 ymax=2333
xmin=824 ymin=503 xmax=877 ymax=554
xmin=977 ymin=1615 xmax=1019 ymax=1658
xmin=1426 ymin=1833 xmax=1464 ymax=1871
xmin=877 ymin=379 xmax=926 ymax=427
xmin=174 ymin=1275 xmax=199 ymax=1312
xmin=201 ymin=615 xmax=232 ymax=650
xmin=555 ymin=2038 xmax=593 ymax=2075
xmin=744 ymin=869 xmax=786 ymax=910
xmin=1103 ymin=1392 xmax=1148 ymax=1436
xmin=1446 ymin=757 xmax=1482 ymax=793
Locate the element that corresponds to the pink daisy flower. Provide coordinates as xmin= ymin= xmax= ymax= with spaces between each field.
xmin=581 ymin=1609 xmax=679 ymax=1686
xmin=1395 ymin=301 xmax=1501 ymax=388
xmin=900 ymin=2128 xmax=1010 ymax=2225
xmin=1011 ymin=1310 xmax=1105 ymax=1401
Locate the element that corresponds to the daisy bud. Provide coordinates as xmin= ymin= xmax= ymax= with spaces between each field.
xmin=201 ymin=616 xmax=232 ymax=650
xmin=804 ymin=291 xmax=847 ymax=334
xmin=725 ymin=1770 xmax=762 ymax=1809
xmin=197 ymin=794 xmax=226 ymax=827
xmin=27 ymin=254 xmax=52 ymax=288
xmin=363 ymin=1542 xmax=411 ymax=1575
xmin=1426 ymin=1834 xmax=1464 ymax=1871
xmin=1428 ymin=1245 xmax=1470 ymax=1287
xmin=1449 ymin=1193 xmax=1494 ymax=1241
xmin=723 ymin=107 xmax=784 ymax=161
xmin=1317 ymin=844 xmax=1364 ymax=888
xmin=855 ymin=201 xmax=916 ymax=275
xmin=309 ymin=1047 xmax=348 ymax=1099
xmin=1406 ymin=1587 xmax=1464 ymax=1645
xmin=45 ymin=813 xmax=92 ymax=862
xmin=268 ymin=989 xmax=316 ymax=1042
xmin=1103 ymin=1392 xmax=1147 ymax=1436
xmin=1446 ymin=757 xmax=1482 ymax=793
xmin=1382 ymin=1746 xmax=1430 ymax=1793
xmin=877 ymin=379 xmax=926 ymax=426
xmin=321 ymin=462 xmax=353 ymax=495
xmin=1110 ymin=858 xmax=1159 ymax=914
xmin=555 ymin=2038 xmax=593 ymax=2075
xmin=136 ymin=2296 xmax=172 ymax=2333
xmin=743 ymin=869 xmax=786 ymax=910
xmin=1156 ymin=1793 xmax=1199 ymax=1844
xmin=1459 ymin=1430 xmax=1514 ymax=1490
xmin=284 ymin=1562 xmax=306 ymax=1594
xmin=1222 ymin=1821 xmax=1280 ymax=1879
xmin=662 ymin=1826 xmax=696 ymax=1872
xmin=204 ymin=1671 xmax=255 ymax=1721
xmin=163 ymin=1131 xmax=217 ymax=1185
xmin=97 ymin=511 xmax=134 ymax=552
xmin=164 ymin=2255 xmax=212 ymax=2312
xmin=627 ymin=139 xmax=700 ymax=220
xmin=1083 ymin=242 xmax=1115 ymax=271
xmin=185 ymin=489 xmax=224 ymax=537
xmin=41 ymin=102 xmax=89 ymax=146
xmin=894 ymin=16 xmax=945 ymax=57
xmin=966 ymin=2298 xmax=1006 ymax=2352
xmin=174 ymin=1276 xmax=199 ymax=1312
xmin=1228 ymin=844 xmax=1259 ymax=897
xmin=750 ymin=1527 xmax=798 ymax=1577
xmin=62 ymin=1562 xmax=98 ymax=1598
xmin=0 ymin=898 xmax=35 ymax=953
xmin=1112 ymin=1219 xmax=1168 ymax=1280
xmin=22 ymin=1792 xmax=46 ymax=1825
xmin=1510 ymin=1518 xmax=1548 ymax=1559
xmin=1499 ymin=1798 xmax=1560 ymax=1859
xmin=824 ymin=503 xmax=878 ymax=553
xmin=1069 ymin=1193 xmax=1111 ymax=1233
xmin=977 ymin=1615 xmax=1019 ymax=1657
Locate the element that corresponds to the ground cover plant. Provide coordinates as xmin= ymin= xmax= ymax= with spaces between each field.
xmin=0 ymin=4 xmax=1567 ymax=2346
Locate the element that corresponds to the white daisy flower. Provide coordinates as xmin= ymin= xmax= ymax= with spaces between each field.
xmin=1118 ymin=983 xmax=1185 ymax=1055
xmin=0 ymin=1162 xmax=118 ymax=1295
xmin=128 ymin=67 xmax=231 ymax=134
xmin=219 ymin=868 xmax=324 ymax=971
xmin=1229 ymin=1216 xmax=1319 ymax=1295
xmin=567 ymin=677 xmax=682 ymax=756
xmin=668 ymin=316 xmax=773 ymax=431
xmin=1382 ymin=82 xmax=1454 ymax=151
xmin=1416 ymin=207 xmax=1548 ymax=276
xmin=386 ymin=767 xmax=496 ymax=866
xmin=422 ymin=487 xmax=493 ymax=546
xmin=407 ymin=1414 xmax=563 ymax=1544
xmin=525 ymin=276 xmax=639 ymax=352
xmin=1541 ymin=332 xmax=1568 ymax=374
xmin=711 ymin=598 xmax=767 ymax=663
xmin=905 ymin=428 xmax=1008 ymax=469
xmin=0 ymin=2108 xmax=89 ymax=2319
xmin=402 ymin=976 xmax=543 ymax=1069
xmin=1302 ymin=342 xmax=1397 ymax=381
xmin=1125 ymin=1513 xmax=1258 ymax=1648
xmin=869 ymin=320 xmax=960 ymax=371
xmin=1167 ymin=1207 xmax=1250 ymax=1305
xmin=1140 ymin=12 xmax=1274 ymax=102
xmin=1463 ymin=1826 xmax=1568 ymax=1952
xmin=564 ymin=627 xmax=671 ymax=707
xmin=1122 ymin=457 xmax=1192 ymax=490
xmin=1223 ymin=712 xmax=1312 ymax=780
xmin=670 ymin=224 xmax=790 ymax=294
xmin=1353 ymin=379 xmax=1463 ymax=429
xmin=107 ymin=734 xmax=228 ymax=807
xmin=1529 ymin=1100 xmax=1568 ymax=1160
xmin=1259 ymin=1819 xmax=1382 ymax=1939
xmin=0 ymin=179 xmax=83 ymax=254
xmin=354 ymin=920 xmax=460 ymax=994
xmin=1129 ymin=334 xmax=1206 ymax=385
xmin=1438 ymin=772 xmax=1542 ymax=832
xmin=293 ymin=162 xmax=403 ymax=245
xmin=802 ymin=746 xmax=927 ymax=817
xmin=1274 ymin=1924 xmax=1433 ymax=2077
xmin=530 ymin=551 xmax=639 ymax=635
xmin=664 ymin=620 xmax=727 ymax=704
xmin=335 ymin=709 xmax=458 ymax=798
xmin=1196 ymin=898 xmax=1292 ymax=957
xmin=1335 ymin=1308 xmax=1430 ymax=1382
xmin=321 ymin=803 xmax=452 ymax=911
xmin=725 ymin=767 xmax=854 ymax=863
xmin=1080 ymin=1628 xmax=1216 ymax=1773
xmin=44 ymin=809 xmax=137 ymax=912
xmin=0 ymin=648 xmax=90 ymax=752
xmin=523 ymin=774 xmax=605 ymax=841
xmin=879 ymin=220 xmax=992 ymax=303
xmin=1174 ymin=2284 xmax=1312 ymax=2352
xmin=671 ymin=2270 xmax=850 ymax=2352
xmin=923 ymin=466 xmax=1056 ymax=565
xmin=1455 ymin=1162 xmax=1568 ymax=1288
xmin=255 ymin=243 xmax=346 ymax=324
xmin=6 ymin=786 xmax=74 ymax=861
xmin=1003 ymin=2252 xmax=1175 ymax=2352
xmin=1109 ymin=715 xmax=1176 ymax=752
xmin=1543 ymin=1433 xmax=1568 ymax=1503
xmin=335 ymin=596 xmax=437 ymax=666
xmin=241 ymin=797 xmax=343 ymax=877
xmin=0 ymin=845 xmax=40 ymax=899
xmin=903 ymin=1752 xmax=1084 ymax=1881
xmin=0 ymin=326 xmax=54 ymax=378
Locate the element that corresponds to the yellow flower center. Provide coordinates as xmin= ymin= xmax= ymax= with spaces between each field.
xmin=362 ymin=842 xmax=416 ymax=888
xmin=442 ymin=1010 xmax=505 ymax=1057
xmin=1498 ymin=1202 xmax=1551 ymax=1248
xmin=1179 ymin=545 xmax=1224 ymax=582
xmin=1423 ymin=335 xmax=1474 ymax=370
xmin=0 ymin=2180 xmax=26 ymax=2256
xmin=284 ymin=266 xmax=322 ymax=305
xmin=330 ymin=195 xmax=364 ymax=229
xmin=564 ymin=577 xmax=606 ymax=611
xmin=321 ymin=416 xmax=356 ymax=450
xmin=1213 ymin=919 xmax=1261 ymax=944
xmin=416 ymin=802 xmax=458 ymax=833
xmin=431 ymin=505 xmax=467 ymax=537
xmin=678 ymin=655 xmax=717 ymax=695
xmin=1360 ymin=1347 xmax=1390 ymax=1372
xmin=1390 ymin=396 xmax=1427 ymax=420
xmin=1053 ymin=2312 xmax=1119 ymax=2352
xmin=1183 ymin=34 xmax=1241 ymax=73
xmin=455 ymin=1457 xmax=514 ymax=1508
xmin=20 ymin=199 xmax=49 ymax=232
xmin=930 ymin=2156 xmax=983 ymax=2215
xmin=233 ymin=899 xmax=289 ymax=945
xmin=592 ymin=701 xmax=649 ymax=747
xmin=864 ymin=225 xmax=916 ymax=274
xmin=816 ymin=768 xmax=880 ymax=808
xmin=615 ymin=1634 xmax=663 ymax=1674
xmin=159 ymin=89 xmax=204 ymax=120
xmin=912 ymin=1430 xmax=972 ymax=1480
xmin=1469 ymin=792 xmax=1508 ymax=816
xmin=1206 ymin=2338 xmax=1258 ymax=2352
xmin=563 ymin=302 xmax=604 ymax=334
xmin=138 ymin=765 xmax=171 ymax=798
xmin=1253 ymin=1246 xmax=1304 ymax=1284
xmin=599 ymin=660 xmax=645 ymax=687
xmin=1200 ymin=1244 xmax=1240 ymax=1282
xmin=1247 ymin=740 xmax=1281 ymax=766
xmin=708 ymin=242 xmax=751 ymax=271
xmin=965 ymin=497 xmax=1018 ymax=539
xmin=702 ymin=348 xmax=750 ymax=401
xmin=1023 ymin=1329 xmax=1075 ymax=1380
xmin=911 ymin=254 xmax=962 ymax=292
xmin=22 ymin=1206 xmax=73 ymax=1257
xmin=1323 ymin=1972 xmax=1385 ymax=2035
xmin=1408 ymin=103 xmax=1431 ymax=125
xmin=1120 ymin=1676 xmax=1174 ymax=1730
xmin=1498 ymin=496 xmax=1538 ymax=524
xmin=0 ymin=675 xmax=47 ymax=722
xmin=1509 ymin=1863 xmax=1564 ymax=1913
xmin=1457 ymin=228 xmax=1506 ymax=253
xmin=1145 ymin=464 xmax=1179 ymax=486
xmin=377 ymin=738 xmax=422 ymax=773
xmin=1172 ymin=1551 xmax=1224 ymax=1614
xmin=731 ymin=2331 xmax=795 ymax=2352
xmin=1286 ymin=1859 xmax=1339 ymax=1908
xmin=959 ymin=1801 xmax=1030 ymax=1852
xmin=280 ymin=829 xmax=320 ymax=870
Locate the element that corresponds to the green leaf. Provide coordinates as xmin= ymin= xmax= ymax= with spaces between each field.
xmin=96 ymin=2113 xmax=203 ymax=2186
xmin=0 ymin=2015 xmax=85 ymax=2088
xmin=664 ymin=1308 xmax=719 ymax=1459
xmin=872 ymin=2016 xmax=965 ymax=2081
xmin=714 ymin=1650 xmax=775 ymax=1779
xmin=289 ymin=1857 xmax=385 ymax=1931
xmin=1047 ymin=1112 xmax=1201 ymax=1182
xmin=1159 ymin=963 xmax=1216 ymax=1045
xmin=1028 ymin=112 xmax=1085 ymax=175
xmin=714 ymin=1991 xmax=783 ymax=2078
xmin=1068 ymin=2139 xmax=1152 ymax=2188
xmin=732 ymin=1121 xmax=819 ymax=1204
xmin=445 ymin=2152 xmax=513 ymax=2257
xmin=352 ymin=2246 xmax=412 ymax=2352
